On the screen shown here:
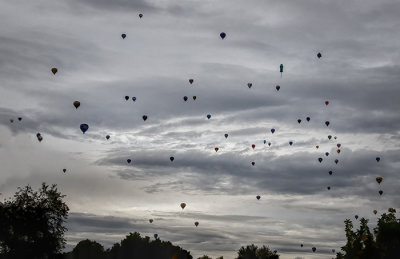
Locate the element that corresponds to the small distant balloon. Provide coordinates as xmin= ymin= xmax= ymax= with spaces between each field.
xmin=142 ymin=115 xmax=148 ymax=121
xmin=125 ymin=96 xmax=129 ymax=101
xmin=271 ymin=128 xmax=275 ymax=134
xmin=312 ymin=247 xmax=316 ymax=252
xmin=224 ymin=133 xmax=228 ymax=139
xmin=51 ymin=68 xmax=58 ymax=75
xmin=337 ymin=144 xmax=341 ymax=148
xmin=127 ymin=159 xmax=131 ymax=164
xmin=327 ymin=186 xmax=331 ymax=190
xmin=334 ymin=159 xmax=339 ymax=164
xmin=170 ymin=157 xmax=174 ymax=162
xmin=18 ymin=117 xmax=22 ymax=121
xmin=376 ymin=177 xmax=383 ymax=184
xmin=220 ymin=32 xmax=226 ymax=39
xmin=132 ymin=97 xmax=137 ymax=102
xmin=251 ymin=144 xmax=255 ymax=149
xmin=316 ymin=145 xmax=319 ymax=149
xmin=325 ymin=121 xmax=330 ymax=127
xmin=355 ymin=215 xmax=359 ymax=220
xmin=325 ymin=152 xmax=329 ymax=156
xmin=194 ymin=221 xmax=199 ymax=227
xmin=268 ymin=142 xmax=271 ymax=146
xmin=251 ymin=161 xmax=255 ymax=166
xmin=329 ymin=171 xmax=333 ymax=175
xmin=318 ymin=157 xmax=323 ymax=163
xmin=280 ymin=64 xmax=283 ymax=76
xmin=328 ymin=135 xmax=332 ymax=140
xmin=317 ymin=52 xmax=322 ymax=59
xmin=276 ymin=85 xmax=280 ymax=91
xmin=149 ymin=219 xmax=153 ymax=223
xmin=256 ymin=195 xmax=261 ymax=200
xmin=325 ymin=101 xmax=329 ymax=106
xmin=297 ymin=119 xmax=301 ymax=124
xmin=289 ymin=141 xmax=293 ymax=146
xmin=207 ymin=114 xmax=211 ymax=119
xmin=337 ymin=149 xmax=341 ymax=154
xmin=189 ymin=79 xmax=194 ymax=84
xmin=306 ymin=117 xmax=310 ymax=122
xmin=10 ymin=119 xmax=14 ymax=123
xmin=63 ymin=169 xmax=66 ymax=173
xmin=376 ymin=157 xmax=380 ymax=162
xmin=373 ymin=210 xmax=377 ymax=215
xmin=154 ymin=234 xmax=158 ymax=239
xmin=215 ymin=147 xmax=219 ymax=152
xmin=264 ymin=140 xmax=266 ymax=144
xmin=139 ymin=13 xmax=143 ymax=18
xmin=73 ymin=101 xmax=80 ymax=109
xmin=379 ymin=190 xmax=383 ymax=196
xmin=180 ymin=203 xmax=186 ymax=209
xmin=247 ymin=83 xmax=252 ymax=88
xmin=106 ymin=135 xmax=110 ymax=140
xmin=183 ymin=96 xmax=188 ymax=102
xmin=121 ymin=34 xmax=126 ymax=39
xmin=80 ymin=124 xmax=89 ymax=134
xmin=193 ymin=96 xmax=196 ymax=100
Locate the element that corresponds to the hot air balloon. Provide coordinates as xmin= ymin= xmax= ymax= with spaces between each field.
xmin=328 ymin=135 xmax=332 ymax=140
xmin=289 ymin=141 xmax=293 ymax=146
xmin=139 ymin=13 xmax=143 ymax=18
xmin=132 ymin=97 xmax=137 ymax=102
xmin=316 ymin=145 xmax=319 ymax=149
xmin=183 ymin=96 xmax=188 ymax=101
xmin=36 ymin=133 xmax=41 ymax=137
xmin=318 ymin=157 xmax=323 ymax=163
xmin=268 ymin=142 xmax=271 ymax=146
xmin=224 ymin=133 xmax=228 ymax=138
xmin=335 ymin=159 xmax=339 ymax=164
xmin=312 ymin=247 xmax=316 ymax=252
xmin=73 ymin=101 xmax=80 ymax=109
xmin=373 ymin=210 xmax=377 ymax=215
xmin=149 ymin=219 xmax=153 ymax=223
xmin=215 ymin=147 xmax=219 ymax=152
xmin=252 ymin=144 xmax=255 ymax=149
xmin=63 ymin=169 xmax=66 ymax=173
xmin=379 ymin=190 xmax=383 ymax=196
xmin=280 ymin=64 xmax=283 ymax=77
xmin=317 ymin=52 xmax=322 ymax=59
xmin=127 ymin=159 xmax=131 ymax=164
xmin=189 ymin=79 xmax=194 ymax=84
xmin=327 ymin=186 xmax=331 ymax=190
xmin=271 ymin=128 xmax=275 ymax=134
xmin=325 ymin=152 xmax=329 ymax=156
xmin=334 ymin=136 xmax=337 ymax=139
xmin=325 ymin=101 xmax=329 ymax=106
xmin=355 ymin=215 xmax=359 ymax=220
xmin=256 ymin=195 xmax=260 ymax=200
xmin=121 ymin=34 xmax=126 ymax=39
xmin=10 ymin=119 xmax=14 ymax=123
xmin=301 ymin=244 xmax=303 ymax=247
xmin=297 ymin=119 xmax=301 ymax=124
xmin=193 ymin=96 xmax=196 ymax=100
xmin=376 ymin=157 xmax=380 ymax=162
xmin=142 ymin=115 xmax=148 ymax=121
xmin=251 ymin=161 xmax=255 ymax=166
xmin=195 ymin=221 xmax=199 ymax=227
xmin=325 ymin=121 xmax=330 ymax=127
xmin=329 ymin=170 xmax=333 ymax=175
xmin=337 ymin=149 xmax=341 ymax=154
xmin=18 ymin=117 xmax=22 ymax=121
xmin=276 ymin=85 xmax=280 ymax=91
xmin=180 ymin=203 xmax=186 ymax=209
xmin=51 ymin=68 xmax=58 ymax=75
xmin=247 ymin=83 xmax=252 ymax=88
xmin=332 ymin=249 xmax=335 ymax=253
xmin=170 ymin=157 xmax=174 ymax=162
xmin=37 ymin=135 xmax=43 ymax=142
xmin=376 ymin=177 xmax=383 ymax=184
xmin=207 ymin=114 xmax=211 ymax=119
xmin=306 ymin=117 xmax=310 ymax=122
xmin=337 ymin=144 xmax=341 ymax=148
xmin=220 ymin=32 xmax=226 ymax=39
xmin=154 ymin=234 xmax=158 ymax=239
xmin=80 ymin=124 xmax=89 ymax=134
xmin=125 ymin=96 xmax=129 ymax=101
xmin=106 ymin=135 xmax=110 ymax=140
xmin=264 ymin=140 xmax=267 ymax=144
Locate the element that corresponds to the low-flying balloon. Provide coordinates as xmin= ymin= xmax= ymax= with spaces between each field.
xmin=154 ymin=234 xmax=158 ymax=239
xmin=80 ymin=124 xmax=89 ymax=134
xmin=73 ymin=101 xmax=80 ymax=109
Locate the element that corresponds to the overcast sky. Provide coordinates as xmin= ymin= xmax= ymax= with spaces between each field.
xmin=1 ymin=0 xmax=400 ymax=258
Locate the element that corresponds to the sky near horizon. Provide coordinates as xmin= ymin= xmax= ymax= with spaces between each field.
xmin=1 ymin=0 xmax=400 ymax=258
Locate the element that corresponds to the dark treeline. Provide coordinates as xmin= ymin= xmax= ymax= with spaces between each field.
xmin=1 ymin=183 xmax=399 ymax=259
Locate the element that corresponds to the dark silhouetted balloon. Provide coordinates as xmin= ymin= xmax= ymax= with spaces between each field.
xmin=325 ymin=121 xmax=330 ymax=127
xmin=280 ymin=64 xmax=283 ymax=76
xmin=37 ymin=135 xmax=43 ymax=142
xmin=195 ymin=221 xmax=199 ymax=227
xmin=63 ymin=169 xmax=66 ymax=173
xmin=317 ymin=52 xmax=322 ymax=59
xmin=325 ymin=101 xmax=329 ymax=106
xmin=127 ymin=159 xmax=131 ymax=164
xmin=328 ymin=135 xmax=332 ymax=140
xmin=264 ymin=140 xmax=266 ymax=144
xmin=224 ymin=134 xmax=228 ymax=138
xmin=149 ymin=219 xmax=153 ymax=223
xmin=276 ymin=85 xmax=280 ymax=91
xmin=329 ymin=171 xmax=333 ymax=175
xmin=252 ymin=144 xmax=255 ymax=149
xmin=207 ymin=114 xmax=211 ymax=119
xmin=312 ymin=247 xmax=316 ymax=252
xmin=247 ymin=83 xmax=252 ymax=88
xmin=327 ymin=186 xmax=331 ymax=190
xmin=251 ymin=161 xmax=255 ymax=166
xmin=220 ymin=32 xmax=226 ymax=39
xmin=18 ymin=117 xmax=22 ymax=121
xmin=80 ymin=124 xmax=89 ymax=134
xmin=121 ymin=34 xmax=126 ymax=39
xmin=180 ymin=203 xmax=186 ymax=209
xmin=337 ymin=149 xmax=341 ymax=154
xmin=316 ymin=145 xmax=319 ymax=149
xmin=125 ymin=96 xmax=129 ymax=101
xmin=301 ymin=244 xmax=303 ymax=247
xmin=189 ymin=79 xmax=194 ymax=84
xmin=373 ymin=210 xmax=377 ymax=215
xmin=289 ymin=141 xmax=293 ymax=146
xmin=355 ymin=215 xmax=359 ymax=220
xmin=142 ymin=115 xmax=148 ymax=121
xmin=139 ymin=13 xmax=143 ymax=18
xmin=154 ymin=234 xmax=158 ymax=239
xmin=106 ymin=135 xmax=110 ymax=140
xmin=10 ymin=119 xmax=14 ymax=123
xmin=193 ymin=96 xmax=196 ymax=100
xmin=215 ymin=147 xmax=219 ymax=152
xmin=306 ymin=117 xmax=310 ymax=122
xmin=51 ymin=68 xmax=58 ymax=75
xmin=335 ymin=159 xmax=339 ymax=164
xmin=132 ymin=97 xmax=136 ymax=101
xmin=170 ymin=157 xmax=174 ymax=162
xmin=318 ymin=157 xmax=323 ymax=163
xmin=297 ymin=119 xmax=301 ymax=124
xmin=325 ymin=152 xmax=329 ymax=156
xmin=376 ymin=177 xmax=383 ymax=184
xmin=379 ymin=190 xmax=383 ymax=196
xmin=256 ymin=195 xmax=260 ymax=200
xmin=73 ymin=101 xmax=80 ymax=109
xmin=376 ymin=157 xmax=380 ymax=162
xmin=183 ymin=96 xmax=188 ymax=101
xmin=271 ymin=128 xmax=275 ymax=134
xmin=268 ymin=142 xmax=271 ymax=146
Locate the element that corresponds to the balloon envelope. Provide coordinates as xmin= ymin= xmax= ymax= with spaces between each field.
xmin=142 ymin=115 xmax=148 ymax=121
xmin=73 ymin=101 xmax=80 ymax=109
xmin=220 ymin=32 xmax=226 ymax=39
xmin=306 ymin=117 xmax=310 ymax=122
xmin=318 ymin=158 xmax=323 ymax=163
xmin=271 ymin=128 xmax=275 ymax=134
xmin=376 ymin=177 xmax=383 ymax=184
xmin=80 ymin=124 xmax=89 ymax=134
xmin=194 ymin=221 xmax=199 ymax=227
xmin=189 ymin=79 xmax=194 ymax=84
xmin=317 ymin=52 xmax=322 ymax=58
xmin=106 ymin=135 xmax=110 ymax=140
xmin=224 ymin=134 xmax=228 ymax=138
xmin=170 ymin=157 xmax=174 ymax=162
xmin=180 ymin=203 xmax=186 ymax=209
xmin=256 ymin=195 xmax=260 ymax=200
xmin=247 ymin=83 xmax=252 ymax=88
xmin=376 ymin=157 xmax=380 ymax=162
xmin=132 ymin=97 xmax=136 ymax=101
xmin=51 ymin=68 xmax=58 ymax=75
xmin=276 ymin=85 xmax=280 ymax=91
xmin=125 ymin=96 xmax=129 ymax=101
xmin=207 ymin=114 xmax=211 ymax=119
xmin=121 ymin=34 xmax=126 ymax=39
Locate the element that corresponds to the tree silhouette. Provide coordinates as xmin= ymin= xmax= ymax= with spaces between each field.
xmin=336 ymin=208 xmax=400 ymax=258
xmin=0 ymin=183 xmax=69 ymax=259
xmin=237 ymin=244 xmax=279 ymax=259
xmin=72 ymin=239 xmax=105 ymax=259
